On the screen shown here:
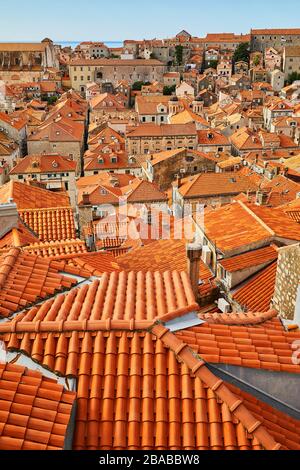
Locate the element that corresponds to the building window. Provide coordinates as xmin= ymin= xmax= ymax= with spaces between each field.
xmin=18 ymin=175 xmax=23 ymax=180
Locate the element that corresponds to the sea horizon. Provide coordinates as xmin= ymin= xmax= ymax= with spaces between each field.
xmin=56 ymin=40 xmax=123 ymax=49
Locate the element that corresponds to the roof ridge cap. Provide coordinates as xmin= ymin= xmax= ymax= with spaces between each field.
xmin=151 ymin=323 xmax=281 ymax=451
xmin=0 ymin=247 xmax=21 ymax=288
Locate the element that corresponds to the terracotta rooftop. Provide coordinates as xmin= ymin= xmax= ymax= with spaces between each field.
xmin=0 ymin=222 xmax=39 ymax=254
xmin=0 ymin=248 xmax=77 ymax=319
xmin=232 ymin=261 xmax=277 ymax=312
xmin=0 ymin=181 xmax=70 ymax=210
xmin=0 ymin=362 xmax=76 ymax=450
xmin=201 ymin=201 xmax=300 ymax=255
xmin=10 ymin=155 xmax=77 ymax=175
xmin=127 ymin=123 xmax=197 ymax=137
xmin=19 ymin=207 xmax=76 ymax=242
xmin=28 ymin=117 xmax=84 ymax=143
xmin=23 ymin=239 xmax=88 ymax=259
xmin=117 ymin=239 xmax=216 ymax=298
xmin=219 ymin=246 xmax=278 ymax=273
xmin=176 ymin=313 xmax=300 ymax=375
xmin=0 ymin=325 xmax=293 ymax=450
xmin=177 ymin=172 xmax=259 ymax=199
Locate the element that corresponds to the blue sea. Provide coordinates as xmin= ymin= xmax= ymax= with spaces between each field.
xmin=56 ymin=41 xmax=123 ymax=49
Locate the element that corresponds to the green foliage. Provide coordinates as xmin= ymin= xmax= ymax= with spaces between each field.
xmin=163 ymin=85 xmax=176 ymax=95
xmin=253 ymin=55 xmax=261 ymax=67
xmin=175 ymin=45 xmax=184 ymax=65
xmin=41 ymin=94 xmax=58 ymax=105
xmin=132 ymin=81 xmax=151 ymax=91
xmin=204 ymin=60 xmax=218 ymax=70
xmin=233 ymin=42 xmax=250 ymax=64
xmin=287 ymin=72 xmax=300 ymax=85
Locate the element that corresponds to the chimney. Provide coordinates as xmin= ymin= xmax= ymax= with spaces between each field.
xmin=186 ymin=242 xmax=202 ymax=298
xmin=256 ymin=190 xmax=269 ymax=206
xmin=82 ymin=192 xmax=91 ymax=206
xmin=0 ymin=200 xmax=18 ymax=239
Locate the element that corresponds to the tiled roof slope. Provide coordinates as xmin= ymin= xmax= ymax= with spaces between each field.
xmin=117 ymin=239 xmax=216 ymax=297
xmin=0 ymin=271 xmax=199 ymax=333
xmin=19 ymin=208 xmax=76 ymax=242
xmin=0 ymin=362 xmax=76 ymax=450
xmin=177 ymin=172 xmax=259 ymax=198
xmin=232 ymin=261 xmax=277 ymax=312
xmin=52 ymin=252 xmax=121 ymax=276
xmin=175 ymin=315 xmax=300 ymax=374
xmin=0 ymin=222 xmax=40 ymax=254
xmin=202 ymin=201 xmax=300 ymax=255
xmin=0 ymin=248 xmax=77 ymax=318
xmin=0 ymin=181 xmax=70 ymax=210
xmin=23 ymin=240 xmax=88 ymax=258
xmin=2 ymin=327 xmax=299 ymax=450
xmin=219 ymin=246 xmax=278 ymax=272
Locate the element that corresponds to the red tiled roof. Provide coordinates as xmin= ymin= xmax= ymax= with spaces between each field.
xmin=1 ymin=322 xmax=300 ymax=450
xmin=28 ymin=117 xmax=84 ymax=143
xmin=0 ymin=362 xmax=76 ymax=450
xmin=23 ymin=239 xmax=88 ymax=259
xmin=219 ymin=246 xmax=278 ymax=272
xmin=0 ymin=271 xmax=199 ymax=332
xmin=0 ymin=181 xmax=70 ymax=210
xmin=19 ymin=208 xmax=76 ymax=242
xmin=0 ymin=222 xmax=40 ymax=254
xmin=117 ymin=239 xmax=216 ymax=298
xmin=0 ymin=248 xmax=77 ymax=318
xmin=177 ymin=172 xmax=259 ymax=199
xmin=175 ymin=315 xmax=300 ymax=375
xmin=10 ymin=155 xmax=77 ymax=175
xmin=232 ymin=261 xmax=278 ymax=312
xmin=50 ymin=251 xmax=121 ymax=276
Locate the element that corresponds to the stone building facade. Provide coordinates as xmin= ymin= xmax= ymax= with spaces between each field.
xmin=126 ymin=123 xmax=198 ymax=156
xmin=273 ymin=244 xmax=300 ymax=320
xmin=69 ymin=59 xmax=166 ymax=93
xmin=251 ymin=29 xmax=300 ymax=52
xmin=0 ymin=39 xmax=58 ymax=83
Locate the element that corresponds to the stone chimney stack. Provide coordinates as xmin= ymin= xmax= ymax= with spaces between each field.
xmin=0 ymin=200 xmax=18 ymax=239
xmin=186 ymin=242 xmax=202 ymax=299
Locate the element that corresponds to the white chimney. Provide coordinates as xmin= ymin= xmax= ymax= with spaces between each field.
xmin=0 ymin=200 xmax=18 ymax=239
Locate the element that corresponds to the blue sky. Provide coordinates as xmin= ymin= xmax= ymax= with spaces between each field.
xmin=1 ymin=0 xmax=300 ymax=41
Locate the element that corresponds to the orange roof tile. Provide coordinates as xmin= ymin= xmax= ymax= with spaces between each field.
xmin=117 ymin=239 xmax=216 ymax=298
xmin=0 ymin=270 xmax=199 ymax=332
xmin=0 ymin=181 xmax=70 ymax=210
xmin=0 ymin=362 xmax=76 ymax=450
xmin=202 ymin=201 xmax=300 ymax=255
xmin=177 ymin=172 xmax=259 ymax=199
xmin=23 ymin=239 xmax=88 ymax=258
xmin=19 ymin=207 xmax=76 ymax=242
xmin=10 ymin=155 xmax=77 ymax=175
xmin=176 ymin=314 xmax=300 ymax=375
xmin=232 ymin=261 xmax=277 ymax=312
xmin=28 ymin=117 xmax=84 ymax=143
xmin=219 ymin=246 xmax=278 ymax=272
xmin=50 ymin=251 xmax=121 ymax=276
xmin=0 ymin=248 xmax=77 ymax=318
xmin=0 ymin=222 xmax=40 ymax=254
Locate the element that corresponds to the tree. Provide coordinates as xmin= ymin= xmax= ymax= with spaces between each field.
xmin=163 ymin=85 xmax=176 ymax=95
xmin=253 ymin=54 xmax=261 ymax=67
xmin=233 ymin=42 xmax=250 ymax=64
xmin=41 ymin=95 xmax=58 ymax=105
xmin=204 ymin=60 xmax=218 ymax=70
xmin=175 ymin=45 xmax=184 ymax=66
xmin=132 ymin=81 xmax=151 ymax=91
xmin=287 ymin=72 xmax=300 ymax=85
